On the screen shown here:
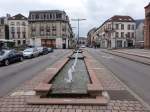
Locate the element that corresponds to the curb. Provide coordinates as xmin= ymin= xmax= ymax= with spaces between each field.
xmin=103 ymin=51 xmax=150 ymax=66
xmin=114 ymin=51 xmax=150 ymax=59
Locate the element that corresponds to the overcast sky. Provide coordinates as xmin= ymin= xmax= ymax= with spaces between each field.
xmin=0 ymin=0 xmax=149 ymax=37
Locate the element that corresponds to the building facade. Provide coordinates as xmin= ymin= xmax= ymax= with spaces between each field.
xmin=28 ymin=10 xmax=73 ymax=49
xmin=144 ymin=3 xmax=150 ymax=49
xmin=87 ymin=28 xmax=97 ymax=47
xmin=0 ymin=16 xmax=10 ymax=40
xmin=78 ymin=37 xmax=87 ymax=46
xmin=8 ymin=14 xmax=29 ymax=47
xmin=135 ymin=19 xmax=144 ymax=48
xmin=92 ymin=15 xmax=136 ymax=49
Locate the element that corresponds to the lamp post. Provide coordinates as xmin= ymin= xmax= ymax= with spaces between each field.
xmin=71 ymin=18 xmax=86 ymax=48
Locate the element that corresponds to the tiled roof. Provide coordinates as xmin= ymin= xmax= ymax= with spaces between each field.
xmin=107 ymin=15 xmax=135 ymax=22
xmin=8 ymin=14 xmax=27 ymax=20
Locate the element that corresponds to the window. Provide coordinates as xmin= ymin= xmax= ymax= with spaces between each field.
xmin=127 ymin=32 xmax=130 ymax=38
xmin=116 ymin=24 xmax=119 ymax=30
xmin=11 ymin=27 xmax=15 ymax=32
xmin=23 ymin=40 xmax=26 ymax=44
xmin=17 ymin=32 xmax=20 ymax=38
xmin=132 ymin=32 xmax=134 ymax=38
xmin=121 ymin=32 xmax=124 ymax=38
xmin=23 ymin=32 xmax=26 ymax=38
xmin=18 ymin=40 xmax=21 ymax=45
xmin=22 ymin=22 xmax=26 ymax=26
xmin=115 ymin=32 xmax=119 ymax=38
xmin=11 ymin=22 xmax=14 ymax=25
xmin=17 ymin=27 xmax=20 ymax=33
xmin=17 ymin=22 xmax=20 ymax=26
xmin=12 ymin=33 xmax=15 ymax=38
xmin=128 ymin=25 xmax=131 ymax=30
xmin=132 ymin=25 xmax=134 ymax=30
xmin=121 ymin=24 xmax=124 ymax=30
xmin=52 ymin=26 xmax=56 ymax=31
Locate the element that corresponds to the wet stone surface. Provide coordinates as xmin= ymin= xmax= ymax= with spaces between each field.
xmin=49 ymin=59 xmax=90 ymax=95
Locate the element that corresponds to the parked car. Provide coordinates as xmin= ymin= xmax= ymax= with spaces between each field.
xmin=36 ymin=47 xmax=43 ymax=55
xmin=42 ymin=47 xmax=49 ymax=55
xmin=0 ymin=49 xmax=24 ymax=66
xmin=23 ymin=48 xmax=39 ymax=58
xmin=36 ymin=47 xmax=49 ymax=55
xmin=47 ymin=48 xmax=53 ymax=53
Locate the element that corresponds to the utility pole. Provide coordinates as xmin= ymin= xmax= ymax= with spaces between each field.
xmin=71 ymin=19 xmax=86 ymax=48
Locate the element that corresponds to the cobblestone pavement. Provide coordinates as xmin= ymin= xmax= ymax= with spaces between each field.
xmin=0 ymin=49 xmax=149 ymax=112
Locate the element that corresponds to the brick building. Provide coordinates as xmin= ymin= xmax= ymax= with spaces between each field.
xmin=144 ymin=3 xmax=150 ymax=49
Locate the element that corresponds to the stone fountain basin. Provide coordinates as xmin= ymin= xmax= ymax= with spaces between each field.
xmin=28 ymin=51 xmax=109 ymax=105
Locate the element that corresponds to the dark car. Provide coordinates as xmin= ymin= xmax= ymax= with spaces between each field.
xmin=42 ymin=47 xmax=49 ymax=55
xmin=47 ymin=48 xmax=53 ymax=53
xmin=0 ymin=49 xmax=24 ymax=66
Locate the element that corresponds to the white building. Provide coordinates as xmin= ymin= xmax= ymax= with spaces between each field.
xmin=93 ymin=15 xmax=136 ymax=49
xmin=8 ymin=14 xmax=29 ymax=46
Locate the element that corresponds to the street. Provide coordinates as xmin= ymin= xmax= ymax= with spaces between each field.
xmin=88 ymin=48 xmax=150 ymax=106
xmin=0 ymin=49 xmax=70 ymax=97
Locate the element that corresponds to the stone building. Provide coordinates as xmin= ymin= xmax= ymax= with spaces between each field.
xmin=28 ymin=10 xmax=73 ymax=49
xmin=144 ymin=3 xmax=150 ymax=49
xmin=0 ymin=17 xmax=9 ymax=40
xmin=92 ymin=15 xmax=136 ymax=49
xmin=87 ymin=28 xmax=97 ymax=47
xmin=8 ymin=14 xmax=29 ymax=46
xmin=135 ymin=19 xmax=144 ymax=48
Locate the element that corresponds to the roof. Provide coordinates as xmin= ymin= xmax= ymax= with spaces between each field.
xmin=135 ymin=19 xmax=144 ymax=28
xmin=145 ymin=3 xmax=150 ymax=9
xmin=95 ymin=15 xmax=135 ymax=33
xmin=29 ymin=10 xmax=65 ymax=13
xmin=8 ymin=14 xmax=27 ymax=20
xmin=107 ymin=15 xmax=135 ymax=22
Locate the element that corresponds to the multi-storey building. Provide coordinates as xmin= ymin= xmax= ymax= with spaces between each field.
xmin=92 ymin=15 xmax=136 ymax=49
xmin=28 ymin=10 xmax=73 ymax=49
xmin=0 ymin=15 xmax=10 ymax=40
xmin=135 ymin=19 xmax=144 ymax=48
xmin=8 ymin=14 xmax=29 ymax=46
xmin=144 ymin=3 xmax=150 ymax=49
xmin=87 ymin=28 xmax=97 ymax=47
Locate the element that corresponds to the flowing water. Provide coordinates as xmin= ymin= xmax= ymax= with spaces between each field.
xmin=49 ymin=52 xmax=90 ymax=95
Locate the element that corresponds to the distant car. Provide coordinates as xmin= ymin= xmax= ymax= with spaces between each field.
xmin=81 ymin=45 xmax=86 ymax=48
xmin=0 ymin=49 xmax=24 ymax=66
xmin=47 ymin=48 xmax=53 ymax=53
xmin=23 ymin=48 xmax=39 ymax=58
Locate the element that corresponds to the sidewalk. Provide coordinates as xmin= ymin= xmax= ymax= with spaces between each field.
xmin=113 ymin=49 xmax=150 ymax=59
xmin=0 ymin=50 xmax=149 ymax=112
xmin=104 ymin=49 xmax=150 ymax=65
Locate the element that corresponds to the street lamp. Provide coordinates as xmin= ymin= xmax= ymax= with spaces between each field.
xmin=71 ymin=18 xmax=86 ymax=48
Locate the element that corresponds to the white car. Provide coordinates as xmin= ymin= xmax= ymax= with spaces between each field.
xmin=23 ymin=48 xmax=39 ymax=58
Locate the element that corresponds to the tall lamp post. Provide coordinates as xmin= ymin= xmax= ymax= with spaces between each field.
xmin=71 ymin=19 xmax=86 ymax=48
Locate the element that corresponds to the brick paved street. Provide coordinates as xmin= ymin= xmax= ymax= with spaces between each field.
xmin=0 ymin=49 xmax=149 ymax=112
